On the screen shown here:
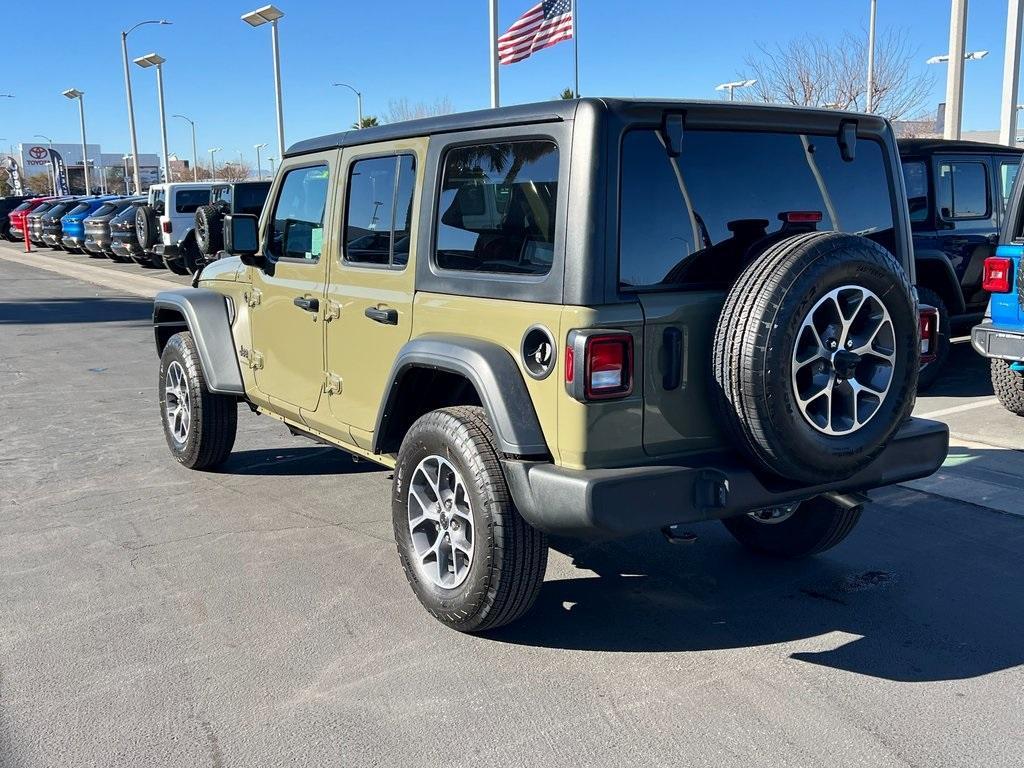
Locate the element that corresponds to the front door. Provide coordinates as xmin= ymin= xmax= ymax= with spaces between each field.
xmin=324 ymin=139 xmax=425 ymax=448
xmin=249 ymin=155 xmax=336 ymax=421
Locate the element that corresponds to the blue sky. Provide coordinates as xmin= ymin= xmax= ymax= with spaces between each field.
xmin=0 ymin=0 xmax=1017 ymax=168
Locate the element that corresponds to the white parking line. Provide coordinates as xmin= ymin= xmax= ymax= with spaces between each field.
xmin=0 ymin=247 xmax=175 ymax=299
xmin=916 ymin=398 xmax=1000 ymax=419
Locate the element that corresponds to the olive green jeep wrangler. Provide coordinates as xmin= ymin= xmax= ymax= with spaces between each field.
xmin=153 ymin=98 xmax=948 ymax=632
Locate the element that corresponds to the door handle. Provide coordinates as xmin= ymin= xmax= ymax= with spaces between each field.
xmin=663 ymin=326 xmax=683 ymax=390
xmin=293 ymin=296 xmax=319 ymax=312
xmin=364 ymin=306 xmax=398 ymax=325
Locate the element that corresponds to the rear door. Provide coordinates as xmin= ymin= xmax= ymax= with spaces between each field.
xmin=322 ymin=138 xmax=425 ymax=448
xmin=170 ymin=187 xmax=210 ymax=241
xmin=619 ymin=127 xmax=897 ymax=457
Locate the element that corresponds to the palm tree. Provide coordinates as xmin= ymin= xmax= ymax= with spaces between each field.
xmin=352 ymin=116 xmax=381 ymax=129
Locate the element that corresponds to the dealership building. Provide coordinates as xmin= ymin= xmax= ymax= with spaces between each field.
xmin=11 ymin=141 xmax=161 ymax=193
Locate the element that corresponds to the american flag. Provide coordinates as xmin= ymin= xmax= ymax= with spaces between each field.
xmin=498 ymin=0 xmax=574 ymax=65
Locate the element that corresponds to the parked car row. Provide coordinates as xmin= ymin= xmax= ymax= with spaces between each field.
xmin=1 ymin=180 xmax=271 ymax=276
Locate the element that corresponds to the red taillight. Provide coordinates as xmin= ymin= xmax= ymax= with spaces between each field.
xmin=584 ymin=334 xmax=633 ymax=400
xmin=919 ymin=306 xmax=939 ymax=364
xmin=781 ymin=210 xmax=823 ymax=224
xmin=162 ymin=220 xmax=172 ymax=234
xmin=982 ymin=257 xmax=1013 ymax=293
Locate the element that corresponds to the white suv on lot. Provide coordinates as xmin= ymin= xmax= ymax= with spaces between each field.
xmin=136 ymin=183 xmax=213 ymax=274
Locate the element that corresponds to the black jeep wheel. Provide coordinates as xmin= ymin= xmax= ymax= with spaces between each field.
xmin=722 ymin=496 xmax=863 ymax=558
xmin=915 ymin=286 xmax=950 ymax=391
xmin=158 ymin=331 xmax=237 ymax=470
xmin=135 ymin=205 xmax=158 ymax=251
xmin=195 ymin=205 xmax=224 ymax=257
xmin=712 ymin=231 xmax=918 ymax=485
xmin=392 ymin=406 xmax=548 ymax=632
xmin=991 ymin=358 xmax=1024 ymax=416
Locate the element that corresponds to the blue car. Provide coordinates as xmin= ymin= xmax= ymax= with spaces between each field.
xmin=971 ymin=172 xmax=1024 ymax=415
xmin=61 ymin=196 xmax=120 ymax=253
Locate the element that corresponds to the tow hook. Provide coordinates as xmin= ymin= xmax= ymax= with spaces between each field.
xmin=661 ymin=524 xmax=698 ymax=544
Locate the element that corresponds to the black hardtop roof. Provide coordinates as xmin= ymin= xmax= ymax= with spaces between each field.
xmin=897 ymin=137 xmax=1024 ymax=155
xmin=284 ymin=97 xmax=887 ymax=158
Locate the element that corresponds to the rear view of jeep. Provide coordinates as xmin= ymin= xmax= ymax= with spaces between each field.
xmin=152 ymin=98 xmax=947 ymax=632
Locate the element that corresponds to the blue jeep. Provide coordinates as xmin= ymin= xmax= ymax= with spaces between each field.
xmin=60 ymin=196 xmax=120 ymax=253
xmin=970 ymin=164 xmax=1024 ymax=415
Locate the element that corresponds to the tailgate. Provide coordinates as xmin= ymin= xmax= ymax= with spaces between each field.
xmin=990 ymin=243 xmax=1024 ymax=327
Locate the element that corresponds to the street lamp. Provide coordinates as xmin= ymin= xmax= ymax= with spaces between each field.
xmin=122 ymin=155 xmax=131 ymax=194
xmin=241 ymin=5 xmax=286 ymax=157
xmin=0 ymin=94 xmax=13 ymax=98
xmin=121 ymin=19 xmax=172 ymax=194
xmin=62 ymin=89 xmax=90 ymax=194
xmin=208 ymin=147 xmax=222 ymax=181
xmin=268 ymin=157 xmax=276 ymax=176
xmin=34 ymin=133 xmax=56 ymax=195
xmin=714 ymin=78 xmax=757 ymax=101
xmin=332 ymin=82 xmax=364 ymax=128
xmin=254 ymin=143 xmax=268 ymax=180
xmin=172 ymin=114 xmax=198 ymax=181
xmin=134 ymin=53 xmax=170 ymax=183
xmin=866 ymin=0 xmax=877 ymax=112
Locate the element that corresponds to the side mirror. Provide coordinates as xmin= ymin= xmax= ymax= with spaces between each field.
xmin=225 ymin=213 xmax=262 ymax=265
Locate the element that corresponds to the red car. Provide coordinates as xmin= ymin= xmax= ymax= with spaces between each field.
xmin=7 ymin=196 xmax=55 ymax=241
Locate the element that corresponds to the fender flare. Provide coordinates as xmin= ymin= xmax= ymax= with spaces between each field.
xmin=152 ymin=288 xmax=244 ymax=395
xmin=373 ymin=334 xmax=549 ymax=457
xmin=914 ymin=250 xmax=966 ymax=315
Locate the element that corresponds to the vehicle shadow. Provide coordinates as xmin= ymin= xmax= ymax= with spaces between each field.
xmin=489 ymin=484 xmax=1024 ymax=683
xmin=923 ymin=340 xmax=993 ymax=399
xmin=219 ymin=446 xmax=382 ymax=477
xmin=0 ymin=297 xmax=153 ymax=325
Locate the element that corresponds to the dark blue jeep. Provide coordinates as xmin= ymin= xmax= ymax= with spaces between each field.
xmin=899 ymin=139 xmax=1022 ymax=387
xmin=971 ymin=159 xmax=1024 ymax=415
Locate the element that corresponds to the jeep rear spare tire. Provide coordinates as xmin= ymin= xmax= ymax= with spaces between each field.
xmin=712 ymin=231 xmax=918 ymax=484
xmin=195 ymin=205 xmax=224 ymax=257
xmin=135 ymin=205 xmax=158 ymax=251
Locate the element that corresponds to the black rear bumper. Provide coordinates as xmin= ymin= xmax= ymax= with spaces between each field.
xmin=502 ymin=418 xmax=949 ymax=539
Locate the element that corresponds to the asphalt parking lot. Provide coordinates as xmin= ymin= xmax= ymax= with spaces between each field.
xmin=2 ymin=242 xmax=1023 ymax=767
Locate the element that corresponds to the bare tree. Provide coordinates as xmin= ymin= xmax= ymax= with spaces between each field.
xmin=217 ymin=162 xmax=252 ymax=183
xmin=24 ymin=174 xmax=51 ymax=195
xmin=739 ymin=28 xmax=933 ymax=121
xmin=387 ymin=96 xmax=454 ymax=123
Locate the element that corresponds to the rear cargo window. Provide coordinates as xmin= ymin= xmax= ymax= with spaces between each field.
xmin=175 ymin=189 xmax=211 ymax=214
xmin=936 ymin=161 xmax=989 ymax=220
xmin=619 ymin=129 xmax=895 ymax=290
xmin=435 ymin=140 xmax=558 ymax=276
xmin=902 ymin=161 xmax=928 ymax=222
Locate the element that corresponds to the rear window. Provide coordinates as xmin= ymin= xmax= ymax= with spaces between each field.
xmin=67 ymin=203 xmax=90 ymax=216
xmin=235 ymin=183 xmax=270 ymax=216
xmin=13 ymin=201 xmax=35 ymax=212
xmin=936 ymin=161 xmax=989 ymax=219
xmin=92 ymin=203 xmax=117 ymax=217
xmin=435 ymin=139 xmax=558 ymax=276
xmin=619 ymin=129 xmax=895 ymax=290
xmin=175 ymin=189 xmax=210 ymax=214
xmin=902 ymin=161 xmax=928 ymax=222
xmin=999 ymin=161 xmax=1019 ymax=214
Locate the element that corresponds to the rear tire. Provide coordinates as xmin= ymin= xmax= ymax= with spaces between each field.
xmin=722 ymin=496 xmax=863 ymax=558
xmin=135 ymin=205 xmax=158 ymax=251
xmin=915 ymin=286 xmax=950 ymax=391
xmin=158 ymin=331 xmax=237 ymax=470
xmin=195 ymin=205 xmax=224 ymax=257
xmin=392 ymin=406 xmax=548 ymax=632
xmin=991 ymin=358 xmax=1024 ymax=416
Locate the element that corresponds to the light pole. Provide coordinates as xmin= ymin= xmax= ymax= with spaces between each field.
xmin=241 ymin=5 xmax=286 ymax=157
xmin=254 ymin=143 xmax=267 ymax=180
xmin=34 ymin=133 xmax=56 ymax=195
xmin=332 ymin=82 xmax=363 ymax=128
xmin=1000 ymin=0 xmax=1024 ymax=145
xmin=173 ymin=114 xmax=198 ymax=181
xmin=927 ymin=49 xmax=988 ymax=140
xmin=208 ymin=147 xmax=222 ymax=181
xmin=268 ymin=157 xmax=276 ymax=176
xmin=714 ymin=79 xmax=757 ymax=101
xmin=866 ymin=0 xmax=877 ymax=112
xmin=133 ymin=53 xmax=170 ymax=184
xmin=121 ymin=20 xmax=171 ymax=194
xmin=122 ymin=155 xmax=131 ymax=194
xmin=61 ymin=89 xmax=90 ymax=194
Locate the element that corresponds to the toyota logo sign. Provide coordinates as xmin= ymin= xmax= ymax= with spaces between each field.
xmin=29 ymin=146 xmax=48 ymax=160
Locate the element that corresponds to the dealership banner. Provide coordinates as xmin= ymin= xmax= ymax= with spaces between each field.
xmin=5 ymin=156 xmax=24 ymax=195
xmin=49 ymin=149 xmax=70 ymax=195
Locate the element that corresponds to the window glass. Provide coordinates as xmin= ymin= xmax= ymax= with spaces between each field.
xmin=344 ymin=154 xmax=416 ymax=267
xmin=269 ymin=164 xmax=329 ymax=261
xmin=436 ymin=140 xmax=558 ymax=275
xmin=212 ymin=187 xmax=231 ymax=205
xmin=92 ymin=202 xmax=118 ymax=217
xmin=13 ymin=201 xmax=34 ymax=212
xmin=1000 ymin=161 xmax=1019 ymax=214
xmin=902 ymin=161 xmax=929 ymax=222
xmin=936 ymin=161 xmax=988 ymax=219
xmin=235 ymin=183 xmax=270 ymax=216
xmin=67 ymin=203 xmax=90 ymax=216
xmin=619 ymin=129 xmax=895 ymax=289
xmin=152 ymin=188 xmax=166 ymax=208
xmin=175 ymin=189 xmax=211 ymax=214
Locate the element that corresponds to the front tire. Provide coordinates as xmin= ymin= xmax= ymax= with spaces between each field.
xmin=392 ymin=406 xmax=548 ymax=632
xmin=722 ymin=496 xmax=863 ymax=558
xmin=158 ymin=331 xmax=238 ymax=469
xmin=991 ymin=358 xmax=1024 ymax=416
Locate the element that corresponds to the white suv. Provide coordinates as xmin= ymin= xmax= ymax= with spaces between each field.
xmin=137 ymin=183 xmax=213 ymax=274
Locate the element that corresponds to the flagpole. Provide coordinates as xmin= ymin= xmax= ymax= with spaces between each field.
xmin=489 ymin=0 xmax=500 ymax=108
xmin=573 ymin=0 xmax=579 ymax=97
